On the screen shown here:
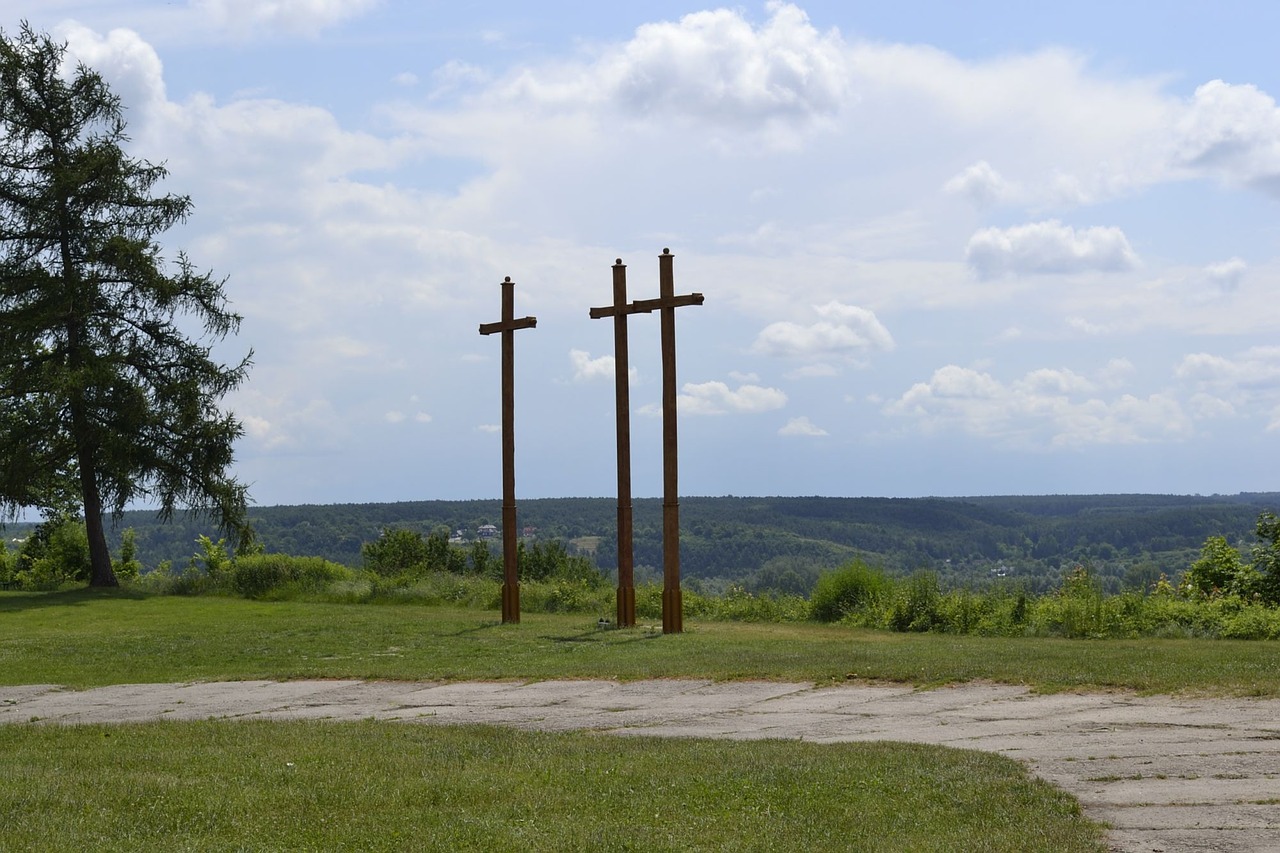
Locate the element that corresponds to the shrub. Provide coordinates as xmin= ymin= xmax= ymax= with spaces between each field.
xmin=113 ymin=528 xmax=142 ymax=581
xmin=1252 ymin=511 xmax=1280 ymax=605
xmin=888 ymin=571 xmax=943 ymax=632
xmin=1181 ymin=535 xmax=1253 ymax=599
xmin=231 ymin=554 xmax=352 ymax=599
xmin=13 ymin=516 xmax=91 ymax=590
xmin=810 ymin=560 xmax=890 ymax=622
xmin=362 ymin=528 xmax=432 ymax=577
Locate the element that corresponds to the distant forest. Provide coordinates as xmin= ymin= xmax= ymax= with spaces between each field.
xmin=38 ymin=492 xmax=1280 ymax=597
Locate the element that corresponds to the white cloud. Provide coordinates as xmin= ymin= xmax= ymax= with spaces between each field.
xmin=752 ymin=301 xmax=894 ymax=361
xmin=440 ymin=2 xmax=847 ymax=150
xmin=786 ymin=363 xmax=839 ymax=379
xmin=886 ymin=364 xmax=1191 ymax=447
xmin=943 ymin=160 xmax=1014 ymax=206
xmin=1175 ymin=347 xmax=1280 ymax=409
xmin=1172 ymin=80 xmax=1280 ymax=193
xmin=606 ymin=3 xmax=847 ymax=124
xmin=384 ymin=410 xmax=405 ymax=424
xmin=234 ymin=393 xmax=346 ymax=453
xmin=779 ymin=416 xmax=827 ymax=436
xmin=193 ymin=0 xmax=381 ymax=39
xmin=1188 ymin=393 xmax=1236 ymax=420
xmin=60 ymin=24 xmax=168 ymax=115
xmin=966 ymin=220 xmax=1139 ymax=278
xmin=570 ymin=349 xmax=634 ymax=382
xmin=476 ymin=424 xmax=499 ymax=434
xmin=675 ymin=380 xmax=788 ymax=415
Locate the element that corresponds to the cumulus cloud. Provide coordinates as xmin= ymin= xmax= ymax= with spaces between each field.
xmin=1175 ymin=347 xmax=1280 ymax=403
xmin=752 ymin=300 xmax=894 ymax=362
xmin=966 ymin=220 xmax=1139 ymax=278
xmin=60 ymin=24 xmax=168 ymax=115
xmin=943 ymin=160 xmax=1014 ymax=206
xmin=1173 ymin=80 xmax=1280 ymax=193
xmin=674 ymin=380 xmax=788 ymax=415
xmin=234 ymin=392 xmax=347 ymax=453
xmin=885 ymin=364 xmax=1191 ymax=447
xmin=1203 ymin=257 xmax=1248 ymax=292
xmin=607 ymin=3 xmax=847 ymax=123
xmin=779 ymin=416 xmax=827 ymax=436
xmin=570 ymin=349 xmax=634 ymax=382
xmin=468 ymin=2 xmax=846 ymax=137
xmin=194 ymin=0 xmax=381 ymax=39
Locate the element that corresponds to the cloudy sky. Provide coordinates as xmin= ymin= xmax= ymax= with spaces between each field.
xmin=9 ymin=1 xmax=1280 ymax=505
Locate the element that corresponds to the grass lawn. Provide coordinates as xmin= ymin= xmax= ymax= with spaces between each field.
xmin=2 ymin=589 xmax=1278 ymax=694
xmin=0 ymin=719 xmax=1107 ymax=852
xmin=21 ymin=589 xmax=1273 ymax=849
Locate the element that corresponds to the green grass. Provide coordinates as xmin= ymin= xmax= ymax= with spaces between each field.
xmin=2 ymin=589 xmax=1278 ymax=694
xmin=0 ymin=720 xmax=1106 ymax=852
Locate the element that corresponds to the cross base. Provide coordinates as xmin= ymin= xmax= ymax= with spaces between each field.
xmin=501 ymin=582 xmax=520 ymax=624
xmin=617 ymin=586 xmax=636 ymax=628
xmin=662 ymin=587 xmax=683 ymax=634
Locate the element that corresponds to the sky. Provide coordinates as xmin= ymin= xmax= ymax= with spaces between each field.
xmin=6 ymin=1 xmax=1280 ymax=506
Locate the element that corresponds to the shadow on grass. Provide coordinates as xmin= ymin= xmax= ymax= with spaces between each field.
xmin=0 ymin=586 xmax=149 ymax=613
xmin=543 ymin=628 xmax=664 ymax=646
xmin=443 ymin=620 xmax=506 ymax=637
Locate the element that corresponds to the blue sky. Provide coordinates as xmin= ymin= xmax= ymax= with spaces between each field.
xmin=7 ymin=1 xmax=1280 ymax=505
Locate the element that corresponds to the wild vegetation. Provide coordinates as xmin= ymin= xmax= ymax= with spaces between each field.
xmin=10 ymin=492 xmax=1275 ymax=597
xmin=5 ymin=506 xmax=1280 ymax=640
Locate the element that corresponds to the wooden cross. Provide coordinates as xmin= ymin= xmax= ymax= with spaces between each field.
xmin=631 ymin=249 xmax=704 ymax=633
xmin=588 ymin=260 xmax=644 ymax=628
xmin=479 ymin=276 xmax=537 ymax=624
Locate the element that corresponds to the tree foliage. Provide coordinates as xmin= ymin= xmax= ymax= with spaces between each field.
xmin=1253 ymin=511 xmax=1280 ymax=605
xmin=0 ymin=25 xmax=251 ymax=586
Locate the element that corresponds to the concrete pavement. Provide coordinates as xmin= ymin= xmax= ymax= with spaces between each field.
xmin=3 ymin=679 xmax=1278 ymax=852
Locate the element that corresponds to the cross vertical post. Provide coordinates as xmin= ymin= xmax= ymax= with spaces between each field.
xmin=478 ymin=276 xmax=536 ymax=624
xmin=632 ymin=249 xmax=704 ymax=634
xmin=589 ymin=260 xmax=640 ymax=627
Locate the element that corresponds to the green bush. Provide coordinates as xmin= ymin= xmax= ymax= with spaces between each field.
xmin=12 ymin=516 xmax=91 ymax=590
xmin=362 ymin=528 xmax=432 ymax=577
xmin=810 ymin=560 xmax=890 ymax=622
xmin=888 ymin=571 xmax=943 ymax=632
xmin=231 ymin=554 xmax=352 ymax=598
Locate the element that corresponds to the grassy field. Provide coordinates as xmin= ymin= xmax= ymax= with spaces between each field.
xmin=0 ymin=719 xmax=1105 ymax=852
xmin=2 ymin=589 xmax=1278 ymax=694
xmin=7 ymin=588 xmax=1273 ymax=851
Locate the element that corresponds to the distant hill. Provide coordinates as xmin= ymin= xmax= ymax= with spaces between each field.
xmin=73 ymin=492 xmax=1280 ymax=594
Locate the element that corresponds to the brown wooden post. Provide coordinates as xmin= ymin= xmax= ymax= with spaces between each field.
xmin=479 ymin=276 xmax=536 ymax=624
xmin=632 ymin=249 xmax=703 ymax=634
xmin=588 ymin=260 xmax=642 ymax=627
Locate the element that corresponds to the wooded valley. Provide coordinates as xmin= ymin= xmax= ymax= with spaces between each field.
xmin=86 ymin=492 xmax=1280 ymax=596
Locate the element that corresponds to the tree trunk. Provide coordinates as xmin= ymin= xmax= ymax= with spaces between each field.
xmin=77 ymin=440 xmax=117 ymax=588
xmin=80 ymin=466 xmax=117 ymax=584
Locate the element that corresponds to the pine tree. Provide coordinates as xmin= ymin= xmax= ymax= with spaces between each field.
xmin=0 ymin=24 xmax=252 ymax=586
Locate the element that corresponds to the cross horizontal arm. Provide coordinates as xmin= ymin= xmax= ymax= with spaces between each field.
xmin=630 ymin=293 xmax=705 ymax=313
xmin=479 ymin=316 xmax=537 ymax=335
xmin=589 ymin=304 xmax=645 ymax=320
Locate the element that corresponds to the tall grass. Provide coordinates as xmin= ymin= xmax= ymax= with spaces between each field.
xmin=124 ymin=551 xmax=1280 ymax=640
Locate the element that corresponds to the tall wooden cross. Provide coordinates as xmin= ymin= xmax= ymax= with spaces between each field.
xmin=632 ymin=249 xmax=704 ymax=633
xmin=479 ymin=276 xmax=537 ymax=624
xmin=588 ymin=260 xmax=643 ymax=627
